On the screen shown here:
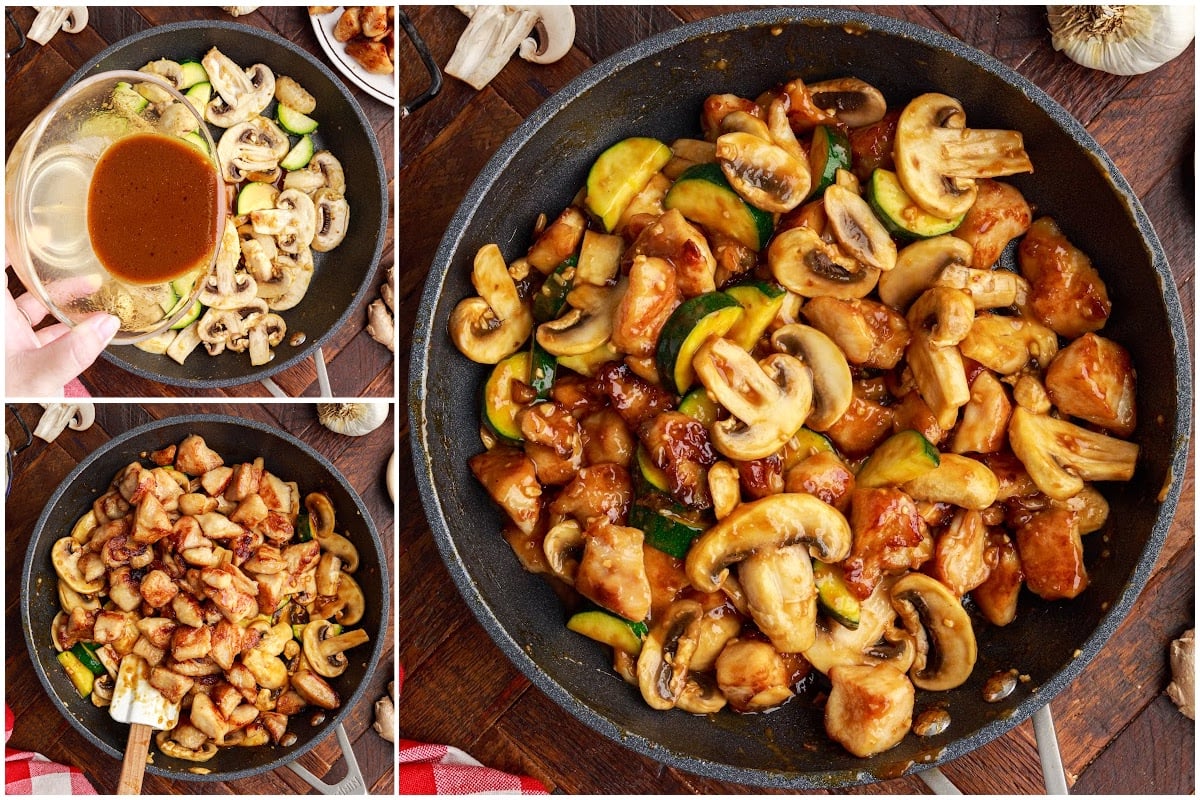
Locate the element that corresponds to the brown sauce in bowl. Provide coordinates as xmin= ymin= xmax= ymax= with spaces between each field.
xmin=87 ymin=132 xmax=219 ymax=285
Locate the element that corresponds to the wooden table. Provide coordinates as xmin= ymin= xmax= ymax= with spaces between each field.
xmin=5 ymin=6 xmax=395 ymax=398
xmin=399 ymin=6 xmax=1195 ymax=794
xmin=4 ymin=402 xmax=395 ymax=794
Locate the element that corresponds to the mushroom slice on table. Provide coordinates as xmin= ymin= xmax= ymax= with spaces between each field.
xmin=450 ymin=243 xmax=535 ymax=364
xmin=893 ymin=93 xmax=1033 ymax=219
xmin=202 ymin=47 xmax=275 ymax=127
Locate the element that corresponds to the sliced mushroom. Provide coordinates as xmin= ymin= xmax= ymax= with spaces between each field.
xmin=934 ymin=263 xmax=1031 ymax=310
xmin=302 ymin=618 xmax=370 ymax=678
xmin=450 ymin=243 xmax=535 ymax=364
xmin=675 ymin=676 xmax=728 ymax=714
xmin=770 ymin=324 xmax=853 ymax=431
xmin=808 ymin=77 xmax=888 ymax=128
xmin=311 ymin=188 xmax=349 ymax=252
xmin=311 ymin=571 xmax=365 ymax=626
xmin=304 ymin=492 xmax=360 ymax=572
xmin=715 ymin=130 xmax=811 ymax=213
xmin=878 ymin=235 xmax=975 ymax=312
xmin=693 ymin=338 xmax=813 ymax=460
xmin=686 ymin=492 xmax=852 ymax=593
xmin=769 ymin=226 xmax=880 ymax=300
xmin=542 ymin=519 xmax=584 ymax=584
xmin=823 ymin=184 xmax=897 ymax=272
xmin=265 ymin=247 xmax=315 ymax=311
xmin=902 ymin=453 xmax=999 ymax=510
xmin=245 ymin=312 xmax=286 ymax=366
xmin=155 ymin=729 xmax=218 ymax=762
xmin=202 ymin=47 xmax=275 ymax=127
xmin=199 ymin=219 xmax=259 ymax=310
xmin=250 ymin=188 xmax=317 ymax=254
xmin=890 ymin=572 xmax=978 ymax=691
xmin=893 ymin=93 xmax=1033 ymax=219
xmin=907 ymin=286 xmax=975 ymax=348
xmin=159 ymin=101 xmax=200 ymax=136
xmin=140 ymin=59 xmax=185 ymax=89
xmin=535 ymin=278 xmax=627 ymax=357
xmin=53 ymin=537 xmax=105 ymax=594
xmin=283 ymin=150 xmax=346 ymax=195
xmin=739 ymin=544 xmax=818 ymax=652
xmin=636 ymin=600 xmax=703 ymax=710
xmin=216 ymin=115 xmax=289 ymax=184
xmin=1008 ymin=407 xmax=1139 ymax=500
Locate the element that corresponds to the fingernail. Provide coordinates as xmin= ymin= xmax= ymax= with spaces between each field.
xmin=91 ymin=314 xmax=122 ymax=341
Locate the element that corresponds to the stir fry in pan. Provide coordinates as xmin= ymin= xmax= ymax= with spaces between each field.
xmin=51 ymin=434 xmax=369 ymax=761
xmin=449 ymin=76 xmax=1138 ymax=757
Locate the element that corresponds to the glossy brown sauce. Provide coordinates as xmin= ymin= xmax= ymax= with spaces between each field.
xmin=87 ymin=132 xmax=219 ymax=285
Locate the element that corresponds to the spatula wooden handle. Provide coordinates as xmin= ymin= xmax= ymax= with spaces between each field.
xmin=117 ymin=722 xmax=153 ymax=794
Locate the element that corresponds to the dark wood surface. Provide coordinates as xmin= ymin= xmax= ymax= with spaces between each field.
xmin=4 ymin=402 xmax=396 ymax=794
xmin=398 ymin=5 xmax=1195 ymax=794
xmin=4 ymin=6 xmax=395 ymax=398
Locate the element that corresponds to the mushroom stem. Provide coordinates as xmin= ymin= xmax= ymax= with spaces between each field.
xmin=35 ymin=402 xmax=96 ymax=442
xmin=28 ymin=7 xmax=88 ymax=44
xmin=447 ymin=5 xmax=576 ymax=89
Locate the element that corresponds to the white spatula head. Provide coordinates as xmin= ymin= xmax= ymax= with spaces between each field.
xmin=110 ymin=654 xmax=181 ymax=730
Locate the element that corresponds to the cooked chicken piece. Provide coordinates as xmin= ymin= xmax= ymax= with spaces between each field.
xmin=715 ymin=638 xmax=794 ymax=712
xmin=825 ymin=663 xmax=914 ymax=757
xmin=1044 ymin=332 xmax=1136 ymax=437
xmin=108 ymin=566 xmax=143 ymax=612
xmin=291 ymin=670 xmax=340 ymax=709
xmin=259 ymin=711 xmax=289 ymax=743
xmin=954 ymin=178 xmax=1031 ymax=270
xmin=548 ymin=463 xmax=632 ymax=527
xmin=275 ymin=689 xmax=308 ymax=716
xmin=1019 ymin=217 xmax=1111 ymax=338
xmin=149 ymin=666 xmax=195 ymax=705
xmin=200 ymin=466 xmax=234 ymax=497
xmin=225 ymin=460 xmax=263 ymax=502
xmin=1015 ymin=507 xmax=1088 ymax=600
xmin=132 ymin=636 xmax=167 ymax=667
xmin=172 ymin=592 xmax=205 ymax=628
xmin=117 ymin=463 xmax=155 ymax=504
xmin=517 ymin=401 xmax=584 ymax=486
xmin=242 ymin=545 xmax=287 ymax=574
xmin=612 ymin=255 xmax=681 ymax=358
xmin=139 ymin=568 xmax=179 ymax=608
xmin=639 ymin=411 xmax=717 ymax=509
xmin=823 ymin=386 xmax=896 ymax=460
xmin=212 ymin=682 xmax=243 ymax=717
xmin=230 ymin=493 xmax=270 ymax=529
xmin=593 ymin=361 xmax=674 ymax=430
xmin=171 ymin=624 xmax=212 ymax=662
xmin=468 ymin=447 xmax=542 ymax=535
xmin=136 ymin=617 xmax=178 ymax=649
xmin=345 ymin=40 xmax=392 ymax=74
xmin=195 ymin=511 xmax=246 ymax=540
xmin=61 ymin=607 xmax=98 ymax=651
xmin=150 ymin=445 xmax=177 ymax=466
xmin=93 ymin=610 xmax=132 ymax=645
xmin=259 ymin=510 xmax=295 ymax=544
xmin=575 ymin=520 xmax=652 ymax=622
xmin=784 ymin=451 xmax=855 ymax=513
xmin=579 ymin=409 xmax=636 ymax=469
xmin=93 ymin=490 xmax=131 ymax=523
xmin=802 ymin=296 xmax=910 ymax=369
xmin=173 ymin=515 xmax=209 ymax=550
xmin=930 ymin=509 xmax=991 ymax=597
xmin=190 ymin=692 xmax=231 ymax=743
xmin=843 ymin=488 xmax=933 ymax=599
xmin=210 ymin=619 xmax=243 ymax=672
xmin=131 ymin=493 xmax=172 ymax=545
xmin=175 ymin=435 xmax=225 ymax=476
xmin=257 ymin=472 xmax=294 ymax=513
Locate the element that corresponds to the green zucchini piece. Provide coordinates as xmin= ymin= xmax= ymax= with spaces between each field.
xmin=808 ymin=125 xmax=853 ymax=199
xmin=813 ymin=561 xmax=861 ymax=630
xmin=528 ymin=340 xmax=556 ymax=400
xmin=655 ymin=291 xmax=743 ymax=395
xmin=237 ymin=181 xmax=279 ymax=215
xmin=280 ymin=133 xmax=315 ymax=170
xmin=585 ymin=137 xmax=672 ymax=232
xmin=866 ymin=168 xmax=964 ymax=240
xmin=170 ymin=301 xmax=204 ymax=330
xmin=80 ymin=113 xmax=129 ymax=140
xmin=179 ymin=130 xmax=210 ymax=155
xmin=629 ymin=494 xmax=708 ymax=559
xmin=856 ymin=429 xmax=940 ymax=488
xmin=482 ymin=351 xmax=532 ymax=444
xmin=678 ymin=387 xmax=718 ymax=428
xmin=723 ymin=280 xmax=787 ymax=351
xmin=112 ymin=81 xmax=148 ymax=115
xmin=178 ymin=60 xmax=209 ymax=89
xmin=277 ymin=103 xmax=319 ymax=135
xmin=635 ymin=445 xmax=670 ymax=493
xmin=184 ymin=81 xmax=212 ymax=115
xmin=663 ymin=162 xmax=775 ymax=251
xmin=532 ymin=256 xmax=577 ymax=323
xmin=58 ymin=651 xmax=94 ymax=697
xmin=296 ymin=512 xmax=313 ymax=542
xmin=567 ymin=609 xmax=648 ymax=655
xmin=70 ymin=642 xmax=107 ymax=676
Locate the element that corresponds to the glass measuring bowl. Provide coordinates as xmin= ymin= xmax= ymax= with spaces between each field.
xmin=5 ymin=70 xmax=224 ymax=345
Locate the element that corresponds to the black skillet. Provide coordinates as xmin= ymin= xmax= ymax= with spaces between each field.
xmin=21 ymin=415 xmax=390 ymax=784
xmin=59 ymin=20 xmax=387 ymax=391
xmin=408 ymin=7 xmax=1192 ymax=790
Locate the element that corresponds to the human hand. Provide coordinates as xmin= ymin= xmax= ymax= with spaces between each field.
xmin=6 ymin=288 xmax=120 ymax=396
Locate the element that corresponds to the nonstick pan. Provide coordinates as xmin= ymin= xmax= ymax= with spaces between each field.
xmin=21 ymin=415 xmax=390 ymax=784
xmin=59 ymin=20 xmax=387 ymax=390
xmin=409 ymin=7 xmax=1192 ymax=789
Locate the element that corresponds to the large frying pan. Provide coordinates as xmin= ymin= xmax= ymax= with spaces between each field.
xmin=60 ymin=21 xmax=387 ymax=390
xmin=21 ymin=415 xmax=389 ymax=784
xmin=409 ymin=8 xmax=1192 ymax=789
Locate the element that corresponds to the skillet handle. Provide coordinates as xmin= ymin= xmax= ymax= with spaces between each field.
xmin=286 ymin=723 xmax=366 ymax=794
xmin=398 ymin=8 xmax=442 ymax=120
xmin=259 ymin=347 xmax=334 ymax=397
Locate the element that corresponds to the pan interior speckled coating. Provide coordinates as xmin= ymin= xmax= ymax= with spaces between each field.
xmin=409 ymin=7 xmax=1192 ymax=790
xmin=59 ymin=21 xmax=387 ymax=389
xmin=22 ymin=415 xmax=390 ymax=782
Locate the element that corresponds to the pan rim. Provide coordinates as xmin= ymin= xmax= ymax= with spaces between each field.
xmin=58 ymin=19 xmax=388 ymax=390
xmin=20 ymin=413 xmax=391 ymax=783
xmin=408 ymin=6 xmax=1192 ymax=789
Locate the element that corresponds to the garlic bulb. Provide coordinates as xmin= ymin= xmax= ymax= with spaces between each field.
xmin=1048 ymin=5 xmax=1195 ymax=75
xmin=317 ymin=403 xmax=389 ymax=436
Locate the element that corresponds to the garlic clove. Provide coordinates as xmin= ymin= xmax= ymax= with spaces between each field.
xmin=317 ymin=402 xmax=389 ymax=436
xmin=1048 ymin=5 xmax=1196 ymax=76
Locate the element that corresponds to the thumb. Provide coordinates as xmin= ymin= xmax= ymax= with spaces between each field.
xmin=27 ymin=313 xmax=120 ymax=390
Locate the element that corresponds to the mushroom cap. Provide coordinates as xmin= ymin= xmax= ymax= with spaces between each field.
xmin=636 ymin=599 xmax=704 ymax=710
xmin=535 ymin=279 xmax=627 ymax=357
xmin=770 ymin=324 xmax=853 ymax=432
xmin=807 ymin=77 xmax=888 ymax=128
xmin=450 ymin=244 xmax=534 ymax=364
xmin=769 ymin=226 xmax=880 ymax=300
xmin=889 ymin=572 xmax=977 ymax=691
xmin=311 ymin=188 xmax=349 ymax=252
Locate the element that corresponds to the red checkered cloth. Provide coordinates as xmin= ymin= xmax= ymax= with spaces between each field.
xmin=398 ymin=666 xmax=548 ymax=795
xmin=5 ymin=705 xmax=97 ymax=795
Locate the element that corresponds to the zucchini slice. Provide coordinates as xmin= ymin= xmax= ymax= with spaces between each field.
xmin=57 ymin=651 xmax=94 ymax=697
xmin=813 ymin=561 xmax=861 ymax=630
xmin=567 ymin=608 xmax=648 ymax=655
xmin=678 ymin=386 xmax=719 ymax=428
xmin=628 ymin=493 xmax=708 ymax=559
xmin=482 ymin=351 xmax=533 ymax=444
xmin=655 ymin=291 xmax=744 ymax=396
xmin=528 ymin=339 xmax=556 ymax=400
xmin=112 ymin=81 xmax=148 ymax=115
xmin=635 ymin=445 xmax=671 ymax=494
xmin=184 ymin=81 xmax=212 ymax=115
xmin=663 ymin=162 xmax=775 ymax=251
xmin=856 ymin=429 xmax=940 ymax=488
xmin=808 ymin=125 xmax=852 ymax=199
xmin=723 ymin=280 xmax=787 ymax=351
xmin=281 ymin=133 xmax=315 ymax=170
xmin=236 ymin=181 xmax=280 ymax=215
xmin=277 ymin=103 xmax=319 ymax=135
xmin=178 ymin=60 xmax=209 ymax=89
xmin=179 ymin=130 xmax=210 ymax=155
xmin=585 ymin=137 xmax=672 ymax=232
xmin=866 ymin=168 xmax=964 ymax=240
xmin=532 ymin=256 xmax=577 ymax=323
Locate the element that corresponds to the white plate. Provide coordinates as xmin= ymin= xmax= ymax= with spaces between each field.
xmin=309 ymin=7 xmax=396 ymax=107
